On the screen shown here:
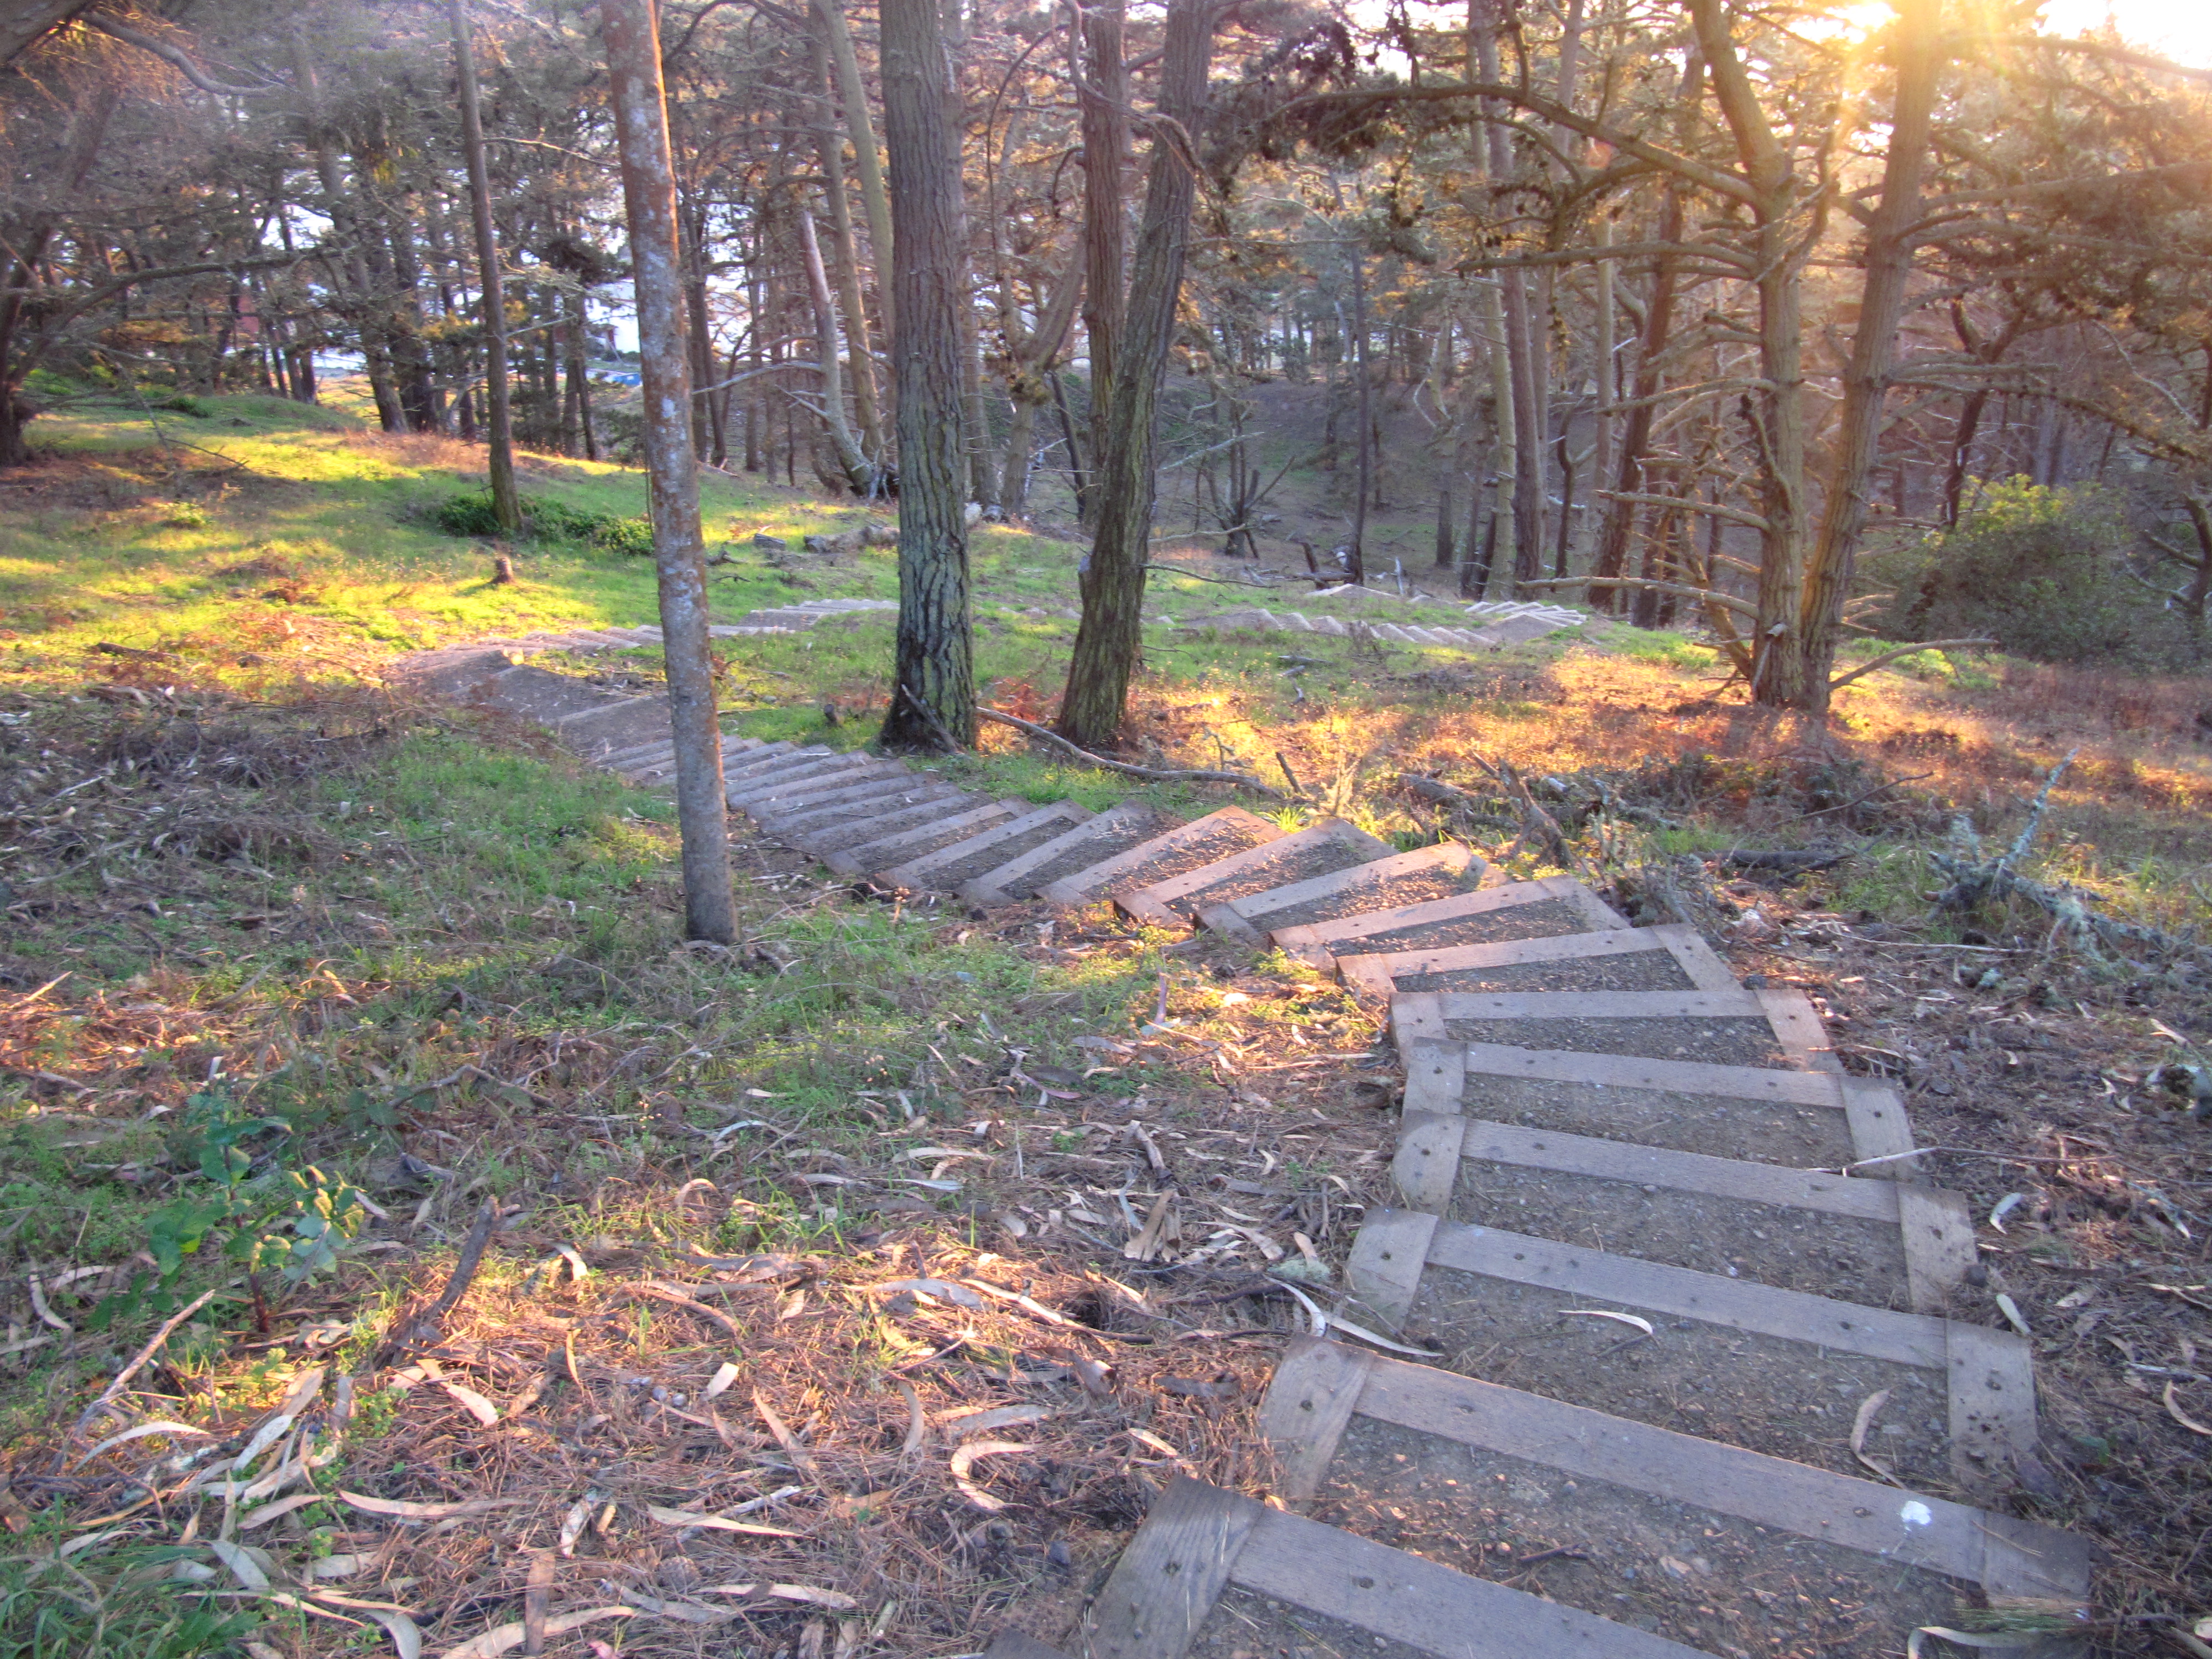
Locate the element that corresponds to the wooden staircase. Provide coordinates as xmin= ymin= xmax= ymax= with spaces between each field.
xmin=394 ymin=649 xmax=2091 ymax=1658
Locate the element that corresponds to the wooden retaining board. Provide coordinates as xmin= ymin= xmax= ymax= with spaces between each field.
xmin=822 ymin=798 xmax=1028 ymax=876
xmin=959 ymin=800 xmax=1166 ymax=905
xmin=1118 ymin=818 xmax=1394 ymax=927
xmin=1392 ymin=1110 xmax=1923 ymax=1311
xmin=1338 ymin=922 xmax=1738 ymax=999
xmin=1271 ymin=874 xmax=1625 ymax=973
xmin=1037 ymin=807 xmax=1280 ymax=909
xmin=878 ymin=799 xmax=1092 ymax=890
xmin=755 ymin=779 xmax=969 ymax=837
xmin=800 ymin=791 xmax=1006 ymax=855
xmin=990 ymin=1474 xmax=1709 ymax=1659
xmin=1194 ymin=841 xmax=1482 ymax=945
xmin=1408 ymin=1040 xmax=1891 ymax=1173
xmin=1258 ymin=1340 xmax=2087 ymax=1650
xmin=1391 ymin=985 xmax=1835 ymax=1077
xmin=1345 ymin=1208 xmax=2037 ymax=1497
xmin=744 ymin=769 xmax=948 ymax=826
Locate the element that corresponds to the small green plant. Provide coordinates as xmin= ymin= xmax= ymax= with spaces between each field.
xmin=91 ymin=1090 xmax=364 ymax=1328
xmin=153 ymin=393 xmax=212 ymax=419
xmin=430 ymin=491 xmax=652 ymax=555
xmin=158 ymin=503 xmax=209 ymax=530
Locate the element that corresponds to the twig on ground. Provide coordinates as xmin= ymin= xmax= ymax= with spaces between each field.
xmin=416 ymin=1199 xmax=499 ymax=1335
xmin=67 ymin=1287 xmax=221 ymax=1444
xmin=976 ymin=707 xmax=1289 ymax=797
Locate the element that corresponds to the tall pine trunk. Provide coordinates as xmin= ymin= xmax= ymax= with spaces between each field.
xmin=1056 ymin=0 xmax=1211 ymax=750
xmin=450 ymin=0 xmax=520 ymax=533
xmin=879 ymin=0 xmax=975 ymax=750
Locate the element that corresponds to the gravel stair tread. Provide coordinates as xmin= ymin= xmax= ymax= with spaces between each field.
xmin=1270 ymin=874 xmax=1626 ymax=973
xmin=1195 ymin=840 xmax=1486 ymax=944
xmin=821 ymin=798 xmax=1031 ymax=878
xmin=1035 ymin=806 xmax=1284 ymax=909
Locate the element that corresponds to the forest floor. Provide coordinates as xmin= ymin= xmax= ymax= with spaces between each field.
xmin=2 ymin=397 xmax=2210 ymax=1658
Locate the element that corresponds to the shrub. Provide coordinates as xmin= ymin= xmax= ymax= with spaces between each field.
xmin=430 ymin=491 xmax=652 ymax=554
xmin=1863 ymin=479 xmax=2200 ymax=669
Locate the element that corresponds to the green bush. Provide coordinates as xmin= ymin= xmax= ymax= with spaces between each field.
xmin=1864 ymin=479 xmax=2199 ymax=669
xmin=430 ymin=491 xmax=652 ymax=555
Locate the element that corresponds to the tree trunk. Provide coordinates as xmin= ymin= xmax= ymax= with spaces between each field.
xmin=1796 ymin=0 xmax=1943 ymax=711
xmin=879 ymin=0 xmax=975 ymax=751
xmin=796 ymin=202 xmax=878 ymax=492
xmin=1076 ymin=0 xmax=1129 ymax=533
xmin=815 ymin=0 xmax=895 ymax=348
xmin=1056 ymin=0 xmax=1211 ymax=749
xmin=450 ymin=0 xmax=521 ymax=534
xmin=1349 ymin=246 xmax=1371 ymax=583
xmin=604 ymin=0 xmax=735 ymax=945
xmin=809 ymin=17 xmax=883 ymax=458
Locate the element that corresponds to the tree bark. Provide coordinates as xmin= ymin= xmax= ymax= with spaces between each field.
xmin=1349 ymin=245 xmax=1371 ymax=583
xmin=450 ymin=0 xmax=521 ymax=534
xmin=796 ymin=202 xmax=879 ymax=492
xmin=1797 ymin=0 xmax=1943 ymax=710
xmin=604 ymin=0 xmax=735 ymax=945
xmin=1056 ymin=0 xmax=1211 ymax=749
xmin=816 ymin=0 xmax=895 ymax=348
xmin=879 ymin=0 xmax=975 ymax=751
xmin=809 ymin=17 xmax=884 ymax=458
xmin=1076 ymin=0 xmax=1129 ymax=533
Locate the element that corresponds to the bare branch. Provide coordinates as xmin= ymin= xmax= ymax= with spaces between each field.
xmin=1827 ymin=638 xmax=1996 ymax=692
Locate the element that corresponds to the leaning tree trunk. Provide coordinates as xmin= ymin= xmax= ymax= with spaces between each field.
xmin=1796 ymin=0 xmax=1943 ymax=711
xmin=815 ymin=0 xmax=894 ymax=348
xmin=878 ymin=0 xmax=975 ymax=752
xmin=1056 ymin=0 xmax=1211 ymax=750
xmin=604 ymin=0 xmax=735 ymax=945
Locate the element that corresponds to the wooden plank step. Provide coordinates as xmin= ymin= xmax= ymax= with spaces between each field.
xmin=1036 ymin=806 xmax=1282 ymax=909
xmin=997 ymin=1474 xmax=1709 ymax=1659
xmin=877 ymin=800 xmax=1093 ymax=891
xmin=718 ymin=743 xmax=839 ymax=785
xmin=723 ymin=752 xmax=881 ymax=808
xmin=1380 ymin=995 xmax=1832 ymax=1071
xmin=957 ymin=800 xmax=1168 ymax=905
xmin=1118 ymin=817 xmax=1395 ymax=927
xmin=1392 ymin=1110 xmax=1950 ymax=1312
xmin=1437 ymin=1040 xmax=1929 ymax=1177
xmin=822 ymin=798 xmax=1027 ymax=877
xmin=1345 ymin=1207 xmax=2036 ymax=1497
xmin=754 ymin=778 xmax=968 ymax=836
xmin=805 ymin=801 xmax=1013 ymax=863
xmin=604 ymin=735 xmax=773 ymax=778
xmin=1271 ymin=874 xmax=1626 ymax=973
xmin=728 ymin=760 xmax=914 ymax=817
xmin=1260 ymin=1340 xmax=2088 ymax=1645
xmin=1194 ymin=840 xmax=1483 ymax=946
xmin=1390 ymin=986 xmax=1834 ymax=1078
xmin=1338 ymin=922 xmax=1736 ymax=999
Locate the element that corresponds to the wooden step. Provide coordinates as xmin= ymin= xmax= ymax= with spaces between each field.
xmin=1345 ymin=1207 xmax=2034 ymax=1496
xmin=877 ymin=800 xmax=1093 ymax=891
xmin=787 ymin=789 xmax=992 ymax=855
xmin=989 ymin=1474 xmax=1710 ymax=1659
xmin=609 ymin=736 xmax=776 ymax=781
xmin=822 ymin=798 xmax=1027 ymax=877
xmin=549 ymin=695 xmax=669 ymax=749
xmin=1271 ymin=874 xmax=1626 ymax=973
xmin=957 ymin=801 xmax=1167 ymax=905
xmin=723 ymin=752 xmax=880 ymax=808
xmin=1194 ymin=840 xmax=1483 ymax=945
xmin=1337 ymin=921 xmax=1736 ymax=999
xmin=1416 ymin=1039 xmax=1922 ymax=1174
xmin=1035 ymin=806 xmax=1281 ymax=909
xmin=754 ymin=778 xmax=968 ymax=837
xmin=727 ymin=759 xmax=911 ymax=815
xmin=714 ymin=744 xmax=840 ymax=789
xmin=1118 ymin=817 xmax=1395 ymax=927
xmin=1260 ymin=1339 xmax=2087 ymax=1653
xmin=1390 ymin=987 xmax=1835 ymax=1087
xmin=1391 ymin=1109 xmax=1973 ymax=1313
